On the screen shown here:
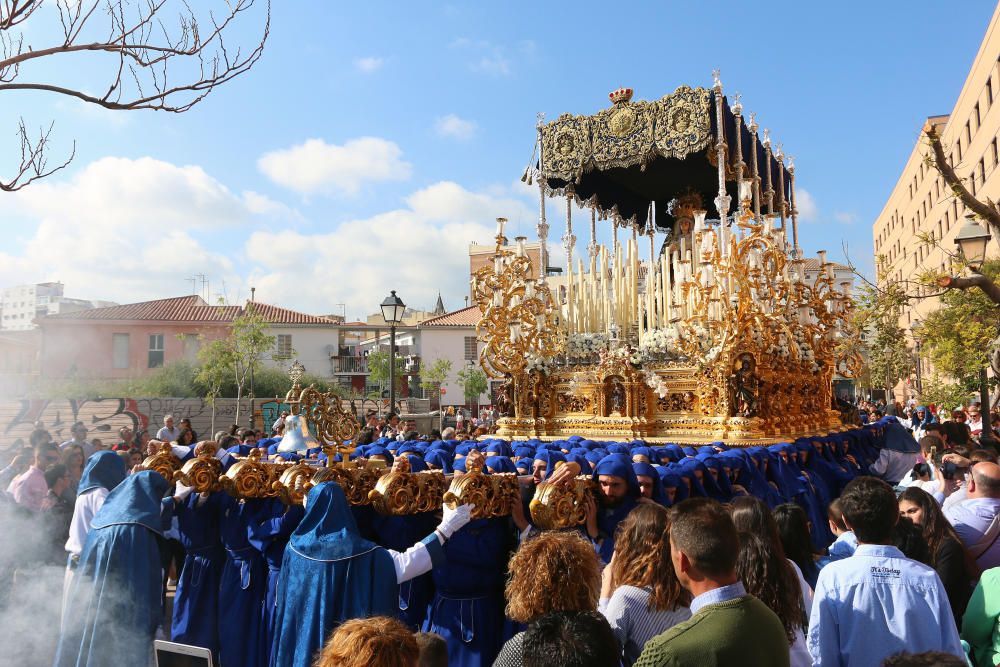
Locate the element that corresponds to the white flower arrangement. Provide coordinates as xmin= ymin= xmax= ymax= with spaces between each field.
xmin=525 ymin=353 xmax=554 ymax=374
xmin=644 ymin=371 xmax=669 ymax=398
xmin=566 ymin=333 xmax=610 ymax=359
xmin=639 ymin=327 xmax=679 ymax=356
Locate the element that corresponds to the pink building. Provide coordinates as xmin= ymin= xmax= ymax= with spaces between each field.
xmin=37 ymin=295 xmax=338 ymax=380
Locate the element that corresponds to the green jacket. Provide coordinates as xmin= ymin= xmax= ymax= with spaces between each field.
xmin=963 ymin=567 xmax=1000 ymax=666
xmin=634 ymin=594 xmax=790 ymax=667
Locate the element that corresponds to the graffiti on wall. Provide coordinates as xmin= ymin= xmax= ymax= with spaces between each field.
xmin=0 ymin=396 xmax=419 ymax=452
xmin=0 ymin=398 xmax=252 ymax=450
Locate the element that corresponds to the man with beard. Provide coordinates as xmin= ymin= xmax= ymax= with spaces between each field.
xmin=587 ymin=454 xmax=643 ymax=563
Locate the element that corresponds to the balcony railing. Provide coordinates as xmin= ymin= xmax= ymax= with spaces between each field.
xmin=331 ymin=356 xmax=368 ymax=374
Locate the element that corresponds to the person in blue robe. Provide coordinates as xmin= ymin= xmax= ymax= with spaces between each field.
xmin=678 ymin=458 xmax=727 ymax=501
xmin=485 ymin=456 xmax=517 ymax=474
xmin=246 ymin=496 xmax=305 ymax=665
xmin=693 ymin=454 xmax=736 ymax=500
xmin=425 ymin=449 xmax=455 ymax=473
xmin=718 ymin=449 xmax=782 ymax=506
xmin=632 ymin=461 xmax=668 ymax=505
xmin=271 ymin=480 xmax=463 ymax=667
xmin=662 ymin=444 xmax=685 ymax=462
xmin=372 ymin=505 xmax=438 ymax=629
xmin=422 ymin=515 xmax=513 ymax=667
xmin=768 ymin=443 xmax=831 ymax=550
xmin=591 ymin=454 xmax=641 ymax=563
xmin=217 ymin=491 xmax=266 ymax=667
xmin=171 ymin=489 xmax=224 ymax=659
xmin=54 ymin=471 xmax=171 ymax=667
xmin=657 ymin=467 xmax=687 ymax=505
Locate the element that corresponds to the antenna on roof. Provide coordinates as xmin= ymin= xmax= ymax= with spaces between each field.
xmin=186 ymin=276 xmax=197 ymax=295
xmin=196 ymin=274 xmax=208 ymax=301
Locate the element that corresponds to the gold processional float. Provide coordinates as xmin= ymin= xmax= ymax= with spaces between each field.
xmin=138 ymin=359 xmax=587 ymax=526
xmin=476 ymin=73 xmax=862 ymax=444
xmin=136 ymin=73 xmax=863 ymax=526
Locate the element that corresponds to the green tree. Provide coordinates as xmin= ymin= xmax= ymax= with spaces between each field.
xmin=853 ymin=275 xmax=913 ymax=399
xmin=919 ymin=259 xmax=1000 ymax=402
xmin=194 ymin=338 xmax=235 ymax=434
xmin=367 ymin=350 xmax=405 ymax=396
xmin=919 ymin=374 xmax=974 ymax=411
xmin=194 ymin=305 xmax=276 ymax=425
xmin=456 ymin=366 xmax=489 ymax=415
xmin=419 ymin=358 xmax=453 ymax=409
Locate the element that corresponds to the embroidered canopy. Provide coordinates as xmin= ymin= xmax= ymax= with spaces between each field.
xmin=538 ymin=85 xmax=792 ymax=230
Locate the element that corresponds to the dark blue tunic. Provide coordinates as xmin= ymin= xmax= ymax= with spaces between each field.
xmin=217 ymin=493 xmax=266 ymax=667
xmin=171 ymin=491 xmax=224 ymax=659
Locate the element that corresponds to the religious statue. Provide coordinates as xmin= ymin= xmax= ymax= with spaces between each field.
xmin=609 ymin=378 xmax=626 ymax=415
xmin=495 ymin=379 xmax=513 ymax=418
xmin=731 ymin=353 xmax=760 ymax=418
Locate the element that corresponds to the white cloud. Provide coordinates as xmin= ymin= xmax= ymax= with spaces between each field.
xmin=434 ymin=114 xmax=477 ymax=141
xmin=0 ymin=157 xmax=537 ymax=321
xmin=0 ymin=156 xmax=257 ymax=304
xmin=257 ymin=137 xmax=412 ymax=196
xmin=451 ymin=38 xmax=512 ymax=76
xmin=833 ymin=211 xmax=858 ymax=225
xmin=795 ymin=187 xmax=818 ymax=223
xmin=245 ymin=181 xmax=536 ymax=317
xmin=241 ymin=190 xmax=303 ymax=221
xmin=354 ymin=56 xmax=384 ymax=73
xmin=472 ymin=55 xmax=510 ymax=76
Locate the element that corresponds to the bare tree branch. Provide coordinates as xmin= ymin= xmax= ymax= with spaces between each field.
xmin=924 ymin=121 xmax=1000 ymax=233
xmin=0 ymin=0 xmax=270 ymax=191
xmin=937 ymin=271 xmax=1000 ymax=307
xmin=0 ymin=0 xmax=42 ymax=31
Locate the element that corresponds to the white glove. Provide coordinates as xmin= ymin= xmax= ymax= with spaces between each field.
xmin=438 ymin=503 xmax=474 ymax=539
xmin=174 ymin=482 xmax=194 ymax=503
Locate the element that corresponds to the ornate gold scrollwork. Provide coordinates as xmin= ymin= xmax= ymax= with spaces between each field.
xmin=654 ymin=85 xmax=713 ymax=160
xmin=173 ymin=449 xmax=223 ymax=494
xmin=220 ymin=449 xmax=272 ymax=499
xmin=529 ymin=475 xmax=595 ymax=530
xmin=442 ymin=463 xmax=520 ymax=520
xmin=540 ymin=113 xmax=593 ymax=182
xmin=273 ymin=461 xmax=320 ymax=506
xmin=139 ymin=441 xmax=182 ymax=482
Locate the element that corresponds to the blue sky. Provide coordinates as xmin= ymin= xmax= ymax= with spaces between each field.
xmin=0 ymin=1 xmax=995 ymax=319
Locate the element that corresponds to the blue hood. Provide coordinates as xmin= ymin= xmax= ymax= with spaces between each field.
xmin=91 ymin=470 xmax=169 ymax=535
xmin=290 ymin=482 xmax=378 ymax=561
xmin=78 ymin=450 xmax=128 ymax=496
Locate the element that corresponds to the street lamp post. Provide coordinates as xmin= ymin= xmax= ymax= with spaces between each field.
xmin=380 ymin=290 xmax=406 ymax=416
xmin=955 ymin=215 xmax=994 ymax=411
xmin=954 ymin=214 xmax=991 ymax=270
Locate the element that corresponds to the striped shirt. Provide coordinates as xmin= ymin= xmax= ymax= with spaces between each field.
xmin=600 ymin=585 xmax=692 ymax=665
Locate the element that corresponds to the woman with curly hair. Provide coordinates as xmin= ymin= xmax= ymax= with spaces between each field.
xmin=898 ymin=486 xmax=975 ymax=620
xmin=736 ymin=531 xmax=810 ymax=667
xmin=599 ymin=503 xmax=690 ymax=665
xmin=493 ymin=531 xmax=604 ymax=667
xmin=313 ymin=615 xmax=418 ymax=667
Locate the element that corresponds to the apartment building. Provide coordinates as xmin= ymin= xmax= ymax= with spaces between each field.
xmin=873 ymin=3 xmax=1000 ymax=338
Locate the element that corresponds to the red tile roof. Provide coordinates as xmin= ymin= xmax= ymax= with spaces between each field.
xmin=420 ymin=306 xmax=483 ymax=327
xmin=40 ymin=295 xmax=338 ymax=325
xmin=247 ymin=302 xmax=341 ymax=325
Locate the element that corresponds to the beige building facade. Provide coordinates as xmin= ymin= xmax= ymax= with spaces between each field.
xmin=874 ymin=2 xmax=1000 ymax=342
